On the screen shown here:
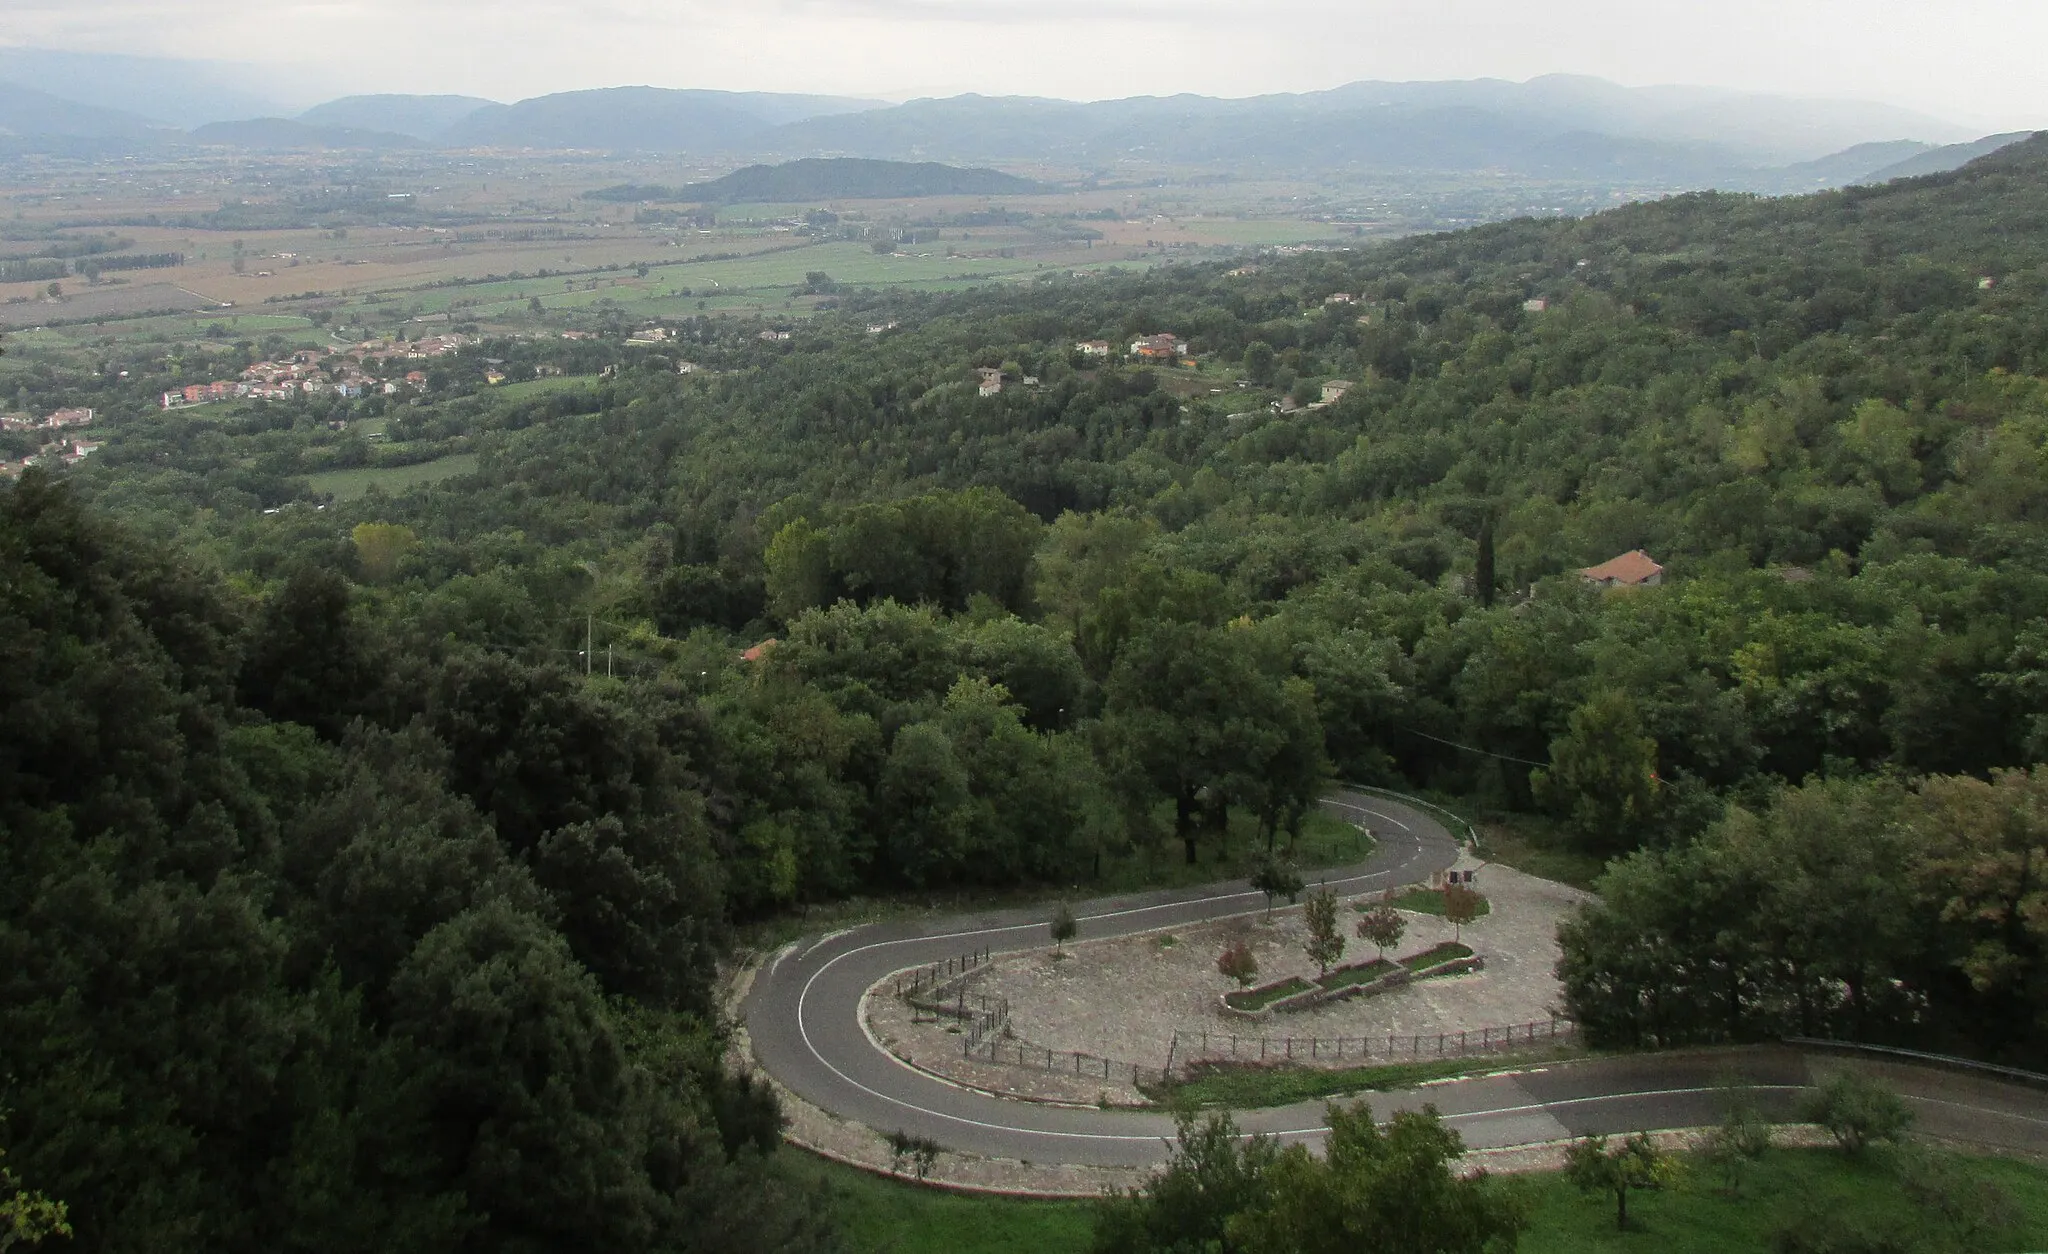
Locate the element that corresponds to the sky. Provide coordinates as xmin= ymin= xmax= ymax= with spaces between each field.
xmin=7 ymin=0 xmax=2048 ymax=128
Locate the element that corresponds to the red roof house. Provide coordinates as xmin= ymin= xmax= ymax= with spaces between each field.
xmin=1580 ymin=550 xmax=1664 ymax=588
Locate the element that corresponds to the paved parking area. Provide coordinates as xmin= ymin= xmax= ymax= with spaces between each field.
xmin=868 ymin=857 xmax=1591 ymax=1100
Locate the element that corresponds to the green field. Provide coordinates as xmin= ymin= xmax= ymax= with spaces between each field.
xmin=1149 ymin=1054 xmax=1542 ymax=1108
xmin=1378 ymin=887 xmax=1492 ymax=918
xmin=779 ymin=1151 xmax=1093 ymax=1254
xmin=305 ymin=453 xmax=480 ymax=501
xmin=787 ymin=1146 xmax=2048 ymax=1254
xmin=491 ymin=375 xmax=604 ymax=400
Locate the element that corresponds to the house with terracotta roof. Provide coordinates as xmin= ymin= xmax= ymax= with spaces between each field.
xmin=1580 ymin=550 xmax=1664 ymax=588
xmin=741 ymin=638 xmax=779 ymax=663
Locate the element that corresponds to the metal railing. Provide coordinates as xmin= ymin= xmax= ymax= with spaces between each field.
xmin=1343 ymin=783 xmax=1483 ymax=852
xmin=1169 ymin=1016 xmax=1575 ymax=1071
xmin=1785 ymin=1037 xmax=2048 ymax=1090
xmin=893 ymin=947 xmax=993 ymax=1001
xmin=965 ymin=1035 xmax=1171 ymax=1090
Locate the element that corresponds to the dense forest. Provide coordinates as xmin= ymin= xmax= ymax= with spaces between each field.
xmin=6 ymin=135 xmax=2048 ymax=1249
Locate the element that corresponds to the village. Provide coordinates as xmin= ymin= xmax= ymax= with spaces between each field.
xmin=156 ymin=332 xmax=475 ymax=410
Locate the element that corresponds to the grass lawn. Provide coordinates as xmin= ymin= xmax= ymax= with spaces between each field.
xmin=305 ymin=453 xmax=479 ymax=501
xmin=776 ymin=1149 xmax=1094 ymax=1254
xmin=1149 ymin=1054 xmax=1545 ymax=1108
xmin=1223 ymin=977 xmax=1313 ymax=1012
xmin=781 ymin=1144 xmax=2048 ymax=1253
xmin=1515 ymin=1146 xmax=2048 ymax=1253
xmin=1402 ymin=941 xmax=1475 ymax=970
xmin=491 ymin=374 xmax=603 ymax=400
xmin=1314 ymin=957 xmax=1395 ymax=992
xmin=1470 ymin=810 xmax=1608 ymax=891
xmin=1372 ymin=887 xmax=1492 ymax=918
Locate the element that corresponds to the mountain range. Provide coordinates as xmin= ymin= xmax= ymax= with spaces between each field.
xmin=0 ymin=48 xmax=2031 ymax=196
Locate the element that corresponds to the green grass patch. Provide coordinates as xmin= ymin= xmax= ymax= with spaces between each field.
xmin=1150 ymin=1055 xmax=1533 ymax=1108
xmin=783 ymin=1140 xmax=2048 ymax=1253
xmin=304 ymin=453 xmax=479 ymax=501
xmin=1223 ymin=977 xmax=1312 ymax=1012
xmin=492 ymin=374 xmax=601 ymax=400
xmin=1516 ymin=1146 xmax=2048 ymax=1253
xmin=1375 ymin=887 xmax=1491 ymax=918
xmin=774 ymin=1148 xmax=1093 ymax=1254
xmin=1470 ymin=812 xmax=1607 ymax=891
xmin=1402 ymin=941 xmax=1475 ymax=970
xmin=1314 ymin=958 xmax=1395 ymax=992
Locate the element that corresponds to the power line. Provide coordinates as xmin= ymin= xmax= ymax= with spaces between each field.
xmin=1398 ymin=726 xmax=1549 ymax=768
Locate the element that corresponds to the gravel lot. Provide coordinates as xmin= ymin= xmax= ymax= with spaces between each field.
xmin=868 ymin=856 xmax=1592 ymax=1101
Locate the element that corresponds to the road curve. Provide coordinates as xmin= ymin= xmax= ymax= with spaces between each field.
xmin=744 ymin=790 xmax=2048 ymax=1170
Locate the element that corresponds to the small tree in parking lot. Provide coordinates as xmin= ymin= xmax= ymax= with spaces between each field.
xmin=1442 ymin=882 xmax=1481 ymax=943
xmin=1356 ymin=895 xmax=1406 ymax=961
xmin=1251 ymin=856 xmax=1304 ymax=920
xmin=1217 ymin=940 xmax=1259 ymax=988
xmin=1302 ymin=887 xmax=1344 ymax=977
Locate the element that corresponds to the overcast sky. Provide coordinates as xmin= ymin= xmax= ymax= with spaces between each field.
xmin=9 ymin=0 xmax=2048 ymax=127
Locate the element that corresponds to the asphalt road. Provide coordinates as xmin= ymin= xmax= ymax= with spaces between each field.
xmin=744 ymin=789 xmax=2048 ymax=1169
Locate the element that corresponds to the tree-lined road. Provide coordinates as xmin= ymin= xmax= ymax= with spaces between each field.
xmin=744 ymin=789 xmax=2048 ymax=1171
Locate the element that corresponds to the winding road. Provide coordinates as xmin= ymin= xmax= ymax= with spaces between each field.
xmin=744 ymin=789 xmax=2048 ymax=1171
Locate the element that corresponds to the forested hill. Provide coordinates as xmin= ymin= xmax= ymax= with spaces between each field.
xmin=682 ymin=157 xmax=1042 ymax=202
xmin=7 ymin=136 xmax=2048 ymax=1248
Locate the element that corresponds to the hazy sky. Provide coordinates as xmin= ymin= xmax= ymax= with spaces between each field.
xmin=9 ymin=0 xmax=2048 ymax=127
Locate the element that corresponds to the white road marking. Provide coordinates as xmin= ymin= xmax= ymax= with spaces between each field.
xmin=785 ymin=796 xmax=1450 ymax=1144
xmin=774 ymin=795 xmax=2045 ymax=1156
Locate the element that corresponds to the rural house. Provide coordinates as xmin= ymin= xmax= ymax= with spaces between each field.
xmin=1580 ymin=550 xmax=1664 ymax=588
xmin=1130 ymin=333 xmax=1186 ymax=360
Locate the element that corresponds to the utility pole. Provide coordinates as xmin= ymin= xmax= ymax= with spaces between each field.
xmin=585 ymin=613 xmax=593 ymax=677
xmin=607 ymin=644 xmax=613 ymax=678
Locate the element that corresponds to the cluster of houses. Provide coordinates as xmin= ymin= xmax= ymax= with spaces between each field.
xmin=0 ymin=437 xmax=101 ymax=477
xmin=0 ymin=406 xmax=94 ymax=432
xmin=160 ymin=335 xmax=472 ymax=410
xmin=0 ymin=407 xmax=103 ymax=477
xmin=1071 ymin=333 xmax=1192 ymax=362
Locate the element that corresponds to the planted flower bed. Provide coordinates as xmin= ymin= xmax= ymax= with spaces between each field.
xmin=1402 ymin=941 xmax=1474 ymax=970
xmin=1224 ymin=976 xmax=1313 ymax=1013
xmin=1220 ymin=942 xmax=1483 ymax=1021
xmin=1314 ymin=957 xmax=1395 ymax=992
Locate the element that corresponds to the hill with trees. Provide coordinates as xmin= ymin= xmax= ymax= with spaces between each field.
xmin=7 ymin=131 xmax=2048 ymax=1248
xmin=678 ymin=157 xmax=1043 ymax=203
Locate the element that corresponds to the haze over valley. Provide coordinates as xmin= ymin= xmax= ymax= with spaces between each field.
xmin=5 ymin=12 xmax=2048 ymax=1254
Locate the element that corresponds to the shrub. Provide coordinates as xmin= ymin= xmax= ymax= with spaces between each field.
xmin=1800 ymin=1071 xmax=1912 ymax=1155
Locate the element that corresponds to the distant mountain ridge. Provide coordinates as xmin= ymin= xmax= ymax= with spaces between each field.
xmin=0 ymin=47 xmax=299 ymax=128
xmin=188 ymin=118 xmax=420 ymax=150
xmin=0 ymin=65 xmax=2014 ymax=197
xmin=297 ymin=94 xmax=499 ymax=141
xmin=437 ymin=86 xmax=885 ymax=150
xmin=0 ymin=81 xmax=168 ymax=139
xmin=614 ymin=157 xmax=1043 ymax=203
xmin=1864 ymin=132 xmax=2038 ymax=182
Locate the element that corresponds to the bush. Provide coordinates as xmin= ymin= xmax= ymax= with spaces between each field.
xmin=1800 ymin=1071 xmax=1913 ymax=1155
